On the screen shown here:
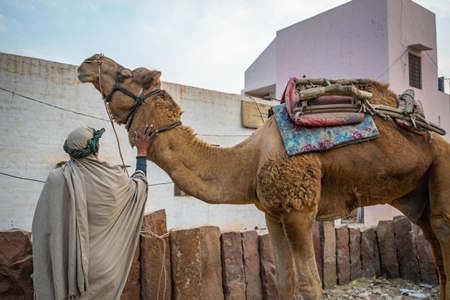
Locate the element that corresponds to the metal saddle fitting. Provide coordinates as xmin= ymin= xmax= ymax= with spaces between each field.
xmin=399 ymin=89 xmax=415 ymax=114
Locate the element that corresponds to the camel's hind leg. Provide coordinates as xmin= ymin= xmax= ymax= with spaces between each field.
xmin=419 ymin=204 xmax=445 ymax=297
xmin=428 ymin=159 xmax=450 ymax=299
xmin=266 ymin=209 xmax=322 ymax=300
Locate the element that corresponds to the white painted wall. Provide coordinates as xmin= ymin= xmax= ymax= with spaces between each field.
xmin=276 ymin=0 xmax=390 ymax=95
xmin=0 ymin=53 xmax=278 ymax=232
xmin=243 ymin=0 xmax=450 ymax=226
xmin=386 ymin=0 xmax=450 ymax=132
xmin=244 ymin=0 xmax=390 ymax=98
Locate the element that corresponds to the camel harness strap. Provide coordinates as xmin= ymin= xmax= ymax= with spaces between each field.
xmin=99 ymin=64 xmax=182 ymax=132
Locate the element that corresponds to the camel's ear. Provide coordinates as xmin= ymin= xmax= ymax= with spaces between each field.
xmin=149 ymin=70 xmax=161 ymax=89
xmin=151 ymin=70 xmax=161 ymax=85
xmin=132 ymin=68 xmax=161 ymax=89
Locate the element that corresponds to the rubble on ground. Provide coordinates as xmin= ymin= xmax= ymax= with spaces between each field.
xmin=322 ymin=277 xmax=440 ymax=299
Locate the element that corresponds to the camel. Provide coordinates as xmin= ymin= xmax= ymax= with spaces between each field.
xmin=77 ymin=54 xmax=450 ymax=300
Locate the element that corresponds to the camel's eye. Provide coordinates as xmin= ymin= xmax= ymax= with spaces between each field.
xmin=117 ymin=73 xmax=126 ymax=83
xmin=117 ymin=71 xmax=131 ymax=83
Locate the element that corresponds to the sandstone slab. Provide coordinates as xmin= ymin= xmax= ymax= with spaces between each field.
xmin=393 ymin=216 xmax=419 ymax=282
xmin=221 ymin=231 xmax=246 ymax=299
xmin=376 ymin=220 xmax=399 ymax=278
xmin=259 ymin=233 xmax=279 ymax=300
xmin=170 ymin=226 xmax=223 ymax=300
xmin=241 ymin=230 xmax=262 ymax=300
xmin=348 ymin=226 xmax=361 ymax=280
xmin=415 ymin=229 xmax=438 ymax=285
xmin=320 ymin=221 xmax=336 ymax=288
xmin=140 ymin=209 xmax=171 ymax=300
xmin=360 ymin=227 xmax=380 ymax=278
xmin=0 ymin=229 xmax=34 ymax=300
xmin=335 ymin=225 xmax=350 ymax=285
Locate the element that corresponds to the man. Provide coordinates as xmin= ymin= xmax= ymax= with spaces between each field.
xmin=32 ymin=125 xmax=157 ymax=300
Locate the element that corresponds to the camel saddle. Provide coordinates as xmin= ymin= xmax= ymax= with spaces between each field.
xmin=280 ymin=77 xmax=446 ymax=136
xmin=280 ymin=77 xmax=370 ymax=127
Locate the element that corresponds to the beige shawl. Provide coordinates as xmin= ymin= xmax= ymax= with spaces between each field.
xmin=32 ymin=127 xmax=148 ymax=300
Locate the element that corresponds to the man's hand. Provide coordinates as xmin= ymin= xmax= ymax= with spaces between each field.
xmin=134 ymin=125 xmax=157 ymax=156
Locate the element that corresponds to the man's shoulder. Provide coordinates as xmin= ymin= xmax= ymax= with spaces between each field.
xmin=45 ymin=168 xmax=65 ymax=184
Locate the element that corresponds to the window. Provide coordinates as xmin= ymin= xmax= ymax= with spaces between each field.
xmin=341 ymin=207 xmax=364 ymax=224
xmin=409 ymin=53 xmax=422 ymax=89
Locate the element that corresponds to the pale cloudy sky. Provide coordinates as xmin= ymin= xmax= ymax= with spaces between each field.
xmin=0 ymin=0 xmax=449 ymax=94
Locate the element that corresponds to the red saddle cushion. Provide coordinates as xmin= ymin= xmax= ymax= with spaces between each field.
xmin=281 ymin=77 xmax=364 ymax=127
xmin=294 ymin=112 xmax=366 ymax=127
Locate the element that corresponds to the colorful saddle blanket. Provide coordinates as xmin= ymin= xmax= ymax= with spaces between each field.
xmin=273 ymin=103 xmax=380 ymax=156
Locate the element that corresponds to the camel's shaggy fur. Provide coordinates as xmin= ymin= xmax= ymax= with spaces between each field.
xmin=78 ymin=54 xmax=450 ymax=300
xmin=258 ymin=155 xmax=321 ymax=211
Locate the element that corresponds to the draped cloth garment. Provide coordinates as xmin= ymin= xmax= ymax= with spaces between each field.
xmin=32 ymin=127 xmax=148 ymax=300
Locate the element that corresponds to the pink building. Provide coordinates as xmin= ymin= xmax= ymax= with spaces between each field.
xmin=243 ymin=0 xmax=450 ymax=225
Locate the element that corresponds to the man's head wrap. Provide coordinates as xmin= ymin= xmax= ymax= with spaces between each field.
xmin=63 ymin=126 xmax=105 ymax=159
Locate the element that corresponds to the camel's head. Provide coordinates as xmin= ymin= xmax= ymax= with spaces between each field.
xmin=77 ymin=54 xmax=162 ymax=96
xmin=77 ymin=54 xmax=183 ymax=144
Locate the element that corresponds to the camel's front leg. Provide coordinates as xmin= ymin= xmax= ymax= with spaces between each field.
xmin=258 ymin=154 xmax=322 ymax=298
xmin=281 ymin=208 xmax=322 ymax=300
xmin=266 ymin=209 xmax=322 ymax=300
xmin=265 ymin=213 xmax=296 ymax=299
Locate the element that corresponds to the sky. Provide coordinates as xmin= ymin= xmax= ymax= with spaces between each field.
xmin=0 ymin=0 xmax=449 ymax=94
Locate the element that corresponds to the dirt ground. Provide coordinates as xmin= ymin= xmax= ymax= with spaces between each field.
xmin=322 ymin=277 xmax=440 ymax=299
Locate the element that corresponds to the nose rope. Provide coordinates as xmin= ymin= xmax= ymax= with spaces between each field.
xmin=96 ymin=55 xmax=129 ymax=176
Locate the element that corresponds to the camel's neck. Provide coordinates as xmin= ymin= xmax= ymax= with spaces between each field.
xmin=148 ymin=125 xmax=259 ymax=205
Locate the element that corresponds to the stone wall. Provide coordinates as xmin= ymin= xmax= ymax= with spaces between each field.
xmin=0 ymin=212 xmax=438 ymax=299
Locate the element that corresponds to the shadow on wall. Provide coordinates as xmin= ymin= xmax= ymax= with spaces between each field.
xmin=0 ymin=211 xmax=438 ymax=299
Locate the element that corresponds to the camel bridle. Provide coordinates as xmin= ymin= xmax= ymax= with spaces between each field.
xmin=95 ymin=54 xmax=182 ymax=133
